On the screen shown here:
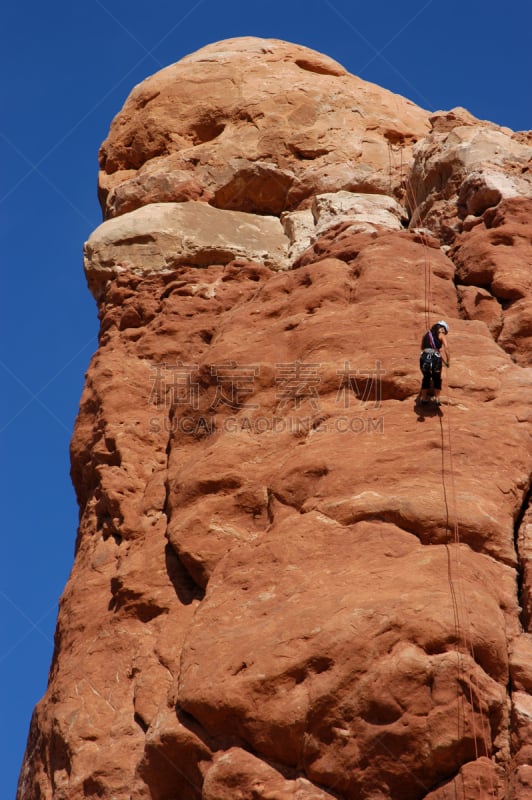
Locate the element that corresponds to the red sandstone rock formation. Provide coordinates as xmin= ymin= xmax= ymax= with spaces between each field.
xmin=18 ymin=38 xmax=532 ymax=800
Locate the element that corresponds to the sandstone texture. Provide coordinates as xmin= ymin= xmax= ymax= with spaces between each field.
xmin=96 ymin=38 xmax=430 ymax=220
xmin=19 ymin=38 xmax=532 ymax=800
xmin=84 ymin=201 xmax=289 ymax=297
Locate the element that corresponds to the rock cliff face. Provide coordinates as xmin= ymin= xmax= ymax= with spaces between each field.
xmin=18 ymin=38 xmax=532 ymax=800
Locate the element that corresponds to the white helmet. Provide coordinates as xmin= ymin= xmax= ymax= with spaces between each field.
xmin=437 ymin=320 xmax=449 ymax=333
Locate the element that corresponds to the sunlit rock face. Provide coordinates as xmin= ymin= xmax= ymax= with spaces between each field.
xmin=96 ymin=36 xmax=431 ymax=220
xmin=18 ymin=37 xmax=532 ymax=800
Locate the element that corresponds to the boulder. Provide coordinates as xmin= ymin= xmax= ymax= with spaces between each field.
xmin=84 ymin=201 xmax=289 ymax=298
xmin=98 ymin=37 xmax=430 ymax=219
xmin=409 ymin=114 xmax=532 ymax=239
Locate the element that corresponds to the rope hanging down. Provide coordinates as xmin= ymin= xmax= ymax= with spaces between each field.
xmin=388 ymin=142 xmax=498 ymax=798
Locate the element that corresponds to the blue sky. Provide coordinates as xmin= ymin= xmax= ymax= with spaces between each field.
xmin=2 ymin=0 xmax=530 ymax=795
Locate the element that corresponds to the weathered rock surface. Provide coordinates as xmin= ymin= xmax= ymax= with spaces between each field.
xmin=451 ymin=198 xmax=532 ymax=367
xmin=409 ymin=109 xmax=532 ymax=240
xmin=97 ymin=37 xmax=431 ymax=220
xmin=282 ymin=191 xmax=407 ymax=261
xmin=84 ymin=201 xmax=289 ymax=298
xmin=18 ymin=37 xmax=531 ymax=800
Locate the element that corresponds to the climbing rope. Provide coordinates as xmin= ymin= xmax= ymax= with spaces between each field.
xmin=442 ymin=371 xmax=496 ymax=792
xmin=388 ymin=142 xmax=499 ymax=797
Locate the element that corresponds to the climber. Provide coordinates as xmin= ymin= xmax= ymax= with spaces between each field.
xmin=418 ymin=320 xmax=450 ymax=406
